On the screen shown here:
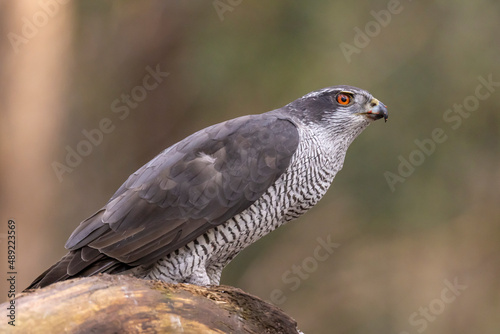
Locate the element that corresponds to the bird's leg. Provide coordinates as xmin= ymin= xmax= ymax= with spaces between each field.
xmin=206 ymin=265 xmax=223 ymax=285
xmin=185 ymin=267 xmax=212 ymax=286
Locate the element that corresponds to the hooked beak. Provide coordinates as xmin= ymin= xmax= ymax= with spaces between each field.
xmin=360 ymin=98 xmax=389 ymax=122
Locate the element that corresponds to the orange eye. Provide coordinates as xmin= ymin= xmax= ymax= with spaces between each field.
xmin=336 ymin=93 xmax=351 ymax=105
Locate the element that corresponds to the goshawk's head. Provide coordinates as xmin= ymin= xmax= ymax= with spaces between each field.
xmin=285 ymin=85 xmax=388 ymax=143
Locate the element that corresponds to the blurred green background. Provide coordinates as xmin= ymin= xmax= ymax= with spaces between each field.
xmin=1 ymin=1 xmax=499 ymax=333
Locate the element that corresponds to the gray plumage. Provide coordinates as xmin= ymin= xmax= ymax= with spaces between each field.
xmin=27 ymin=85 xmax=388 ymax=289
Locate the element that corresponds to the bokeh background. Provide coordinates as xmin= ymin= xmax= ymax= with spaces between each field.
xmin=1 ymin=1 xmax=499 ymax=333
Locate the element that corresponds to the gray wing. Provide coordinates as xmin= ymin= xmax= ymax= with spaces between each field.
xmin=58 ymin=112 xmax=299 ymax=277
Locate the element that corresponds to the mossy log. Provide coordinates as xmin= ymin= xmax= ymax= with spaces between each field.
xmin=1 ymin=274 xmax=302 ymax=334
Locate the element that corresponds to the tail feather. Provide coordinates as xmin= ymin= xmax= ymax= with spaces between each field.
xmin=24 ymin=247 xmax=132 ymax=291
xmin=24 ymin=253 xmax=72 ymax=290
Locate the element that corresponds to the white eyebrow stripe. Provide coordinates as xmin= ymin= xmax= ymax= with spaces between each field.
xmin=301 ymin=88 xmax=338 ymax=99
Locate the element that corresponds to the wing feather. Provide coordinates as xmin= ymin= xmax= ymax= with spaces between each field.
xmin=63 ymin=112 xmax=299 ymax=275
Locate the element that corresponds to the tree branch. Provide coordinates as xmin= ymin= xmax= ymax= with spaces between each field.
xmin=2 ymin=274 xmax=302 ymax=334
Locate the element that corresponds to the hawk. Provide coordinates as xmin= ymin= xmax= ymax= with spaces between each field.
xmin=27 ymin=85 xmax=388 ymax=289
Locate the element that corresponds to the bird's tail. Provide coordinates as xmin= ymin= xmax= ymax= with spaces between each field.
xmin=24 ymin=247 xmax=131 ymax=291
xmin=24 ymin=253 xmax=73 ymax=290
